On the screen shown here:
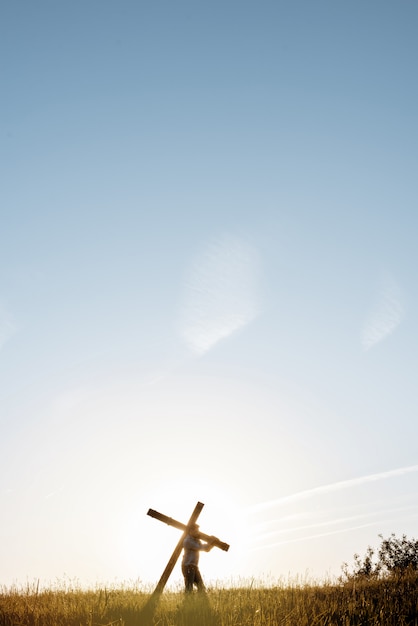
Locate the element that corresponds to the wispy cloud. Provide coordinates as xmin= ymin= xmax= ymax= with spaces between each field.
xmin=362 ymin=273 xmax=404 ymax=350
xmin=44 ymin=485 xmax=65 ymax=500
xmin=252 ymin=504 xmax=418 ymax=548
xmin=254 ymin=512 xmax=371 ymax=544
xmin=250 ymin=464 xmax=418 ymax=513
xmin=179 ymin=234 xmax=260 ymax=355
xmin=253 ymin=508 xmax=418 ymax=551
xmin=252 ymin=521 xmax=383 ymax=550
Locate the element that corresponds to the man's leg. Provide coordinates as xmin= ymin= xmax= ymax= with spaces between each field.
xmin=182 ymin=564 xmax=196 ymax=593
xmin=193 ymin=566 xmax=206 ymax=592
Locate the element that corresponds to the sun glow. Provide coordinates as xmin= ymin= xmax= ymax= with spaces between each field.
xmin=117 ymin=475 xmax=251 ymax=588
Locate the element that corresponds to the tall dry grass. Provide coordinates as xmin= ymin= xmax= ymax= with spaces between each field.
xmin=1 ymin=573 xmax=418 ymax=625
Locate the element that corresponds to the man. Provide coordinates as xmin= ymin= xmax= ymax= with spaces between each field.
xmin=181 ymin=523 xmax=215 ymax=592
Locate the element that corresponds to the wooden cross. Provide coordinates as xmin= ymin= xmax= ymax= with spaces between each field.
xmin=147 ymin=501 xmax=230 ymax=594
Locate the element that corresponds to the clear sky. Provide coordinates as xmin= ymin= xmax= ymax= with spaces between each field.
xmin=1 ymin=1 xmax=418 ymax=589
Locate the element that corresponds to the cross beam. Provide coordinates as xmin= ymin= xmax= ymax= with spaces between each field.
xmin=147 ymin=508 xmax=230 ymax=552
xmin=147 ymin=501 xmax=229 ymax=594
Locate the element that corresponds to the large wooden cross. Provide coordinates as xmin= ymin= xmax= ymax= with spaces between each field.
xmin=147 ymin=501 xmax=230 ymax=594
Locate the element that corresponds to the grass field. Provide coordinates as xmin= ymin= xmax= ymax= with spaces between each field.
xmin=1 ymin=574 xmax=418 ymax=625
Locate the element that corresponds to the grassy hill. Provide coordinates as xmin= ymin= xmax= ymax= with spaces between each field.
xmin=1 ymin=573 xmax=418 ymax=625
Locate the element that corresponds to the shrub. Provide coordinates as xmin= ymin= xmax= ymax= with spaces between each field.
xmin=378 ymin=533 xmax=418 ymax=574
xmin=343 ymin=533 xmax=418 ymax=580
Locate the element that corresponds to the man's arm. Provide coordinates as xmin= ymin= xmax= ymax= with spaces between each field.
xmin=184 ymin=535 xmax=215 ymax=552
xmin=202 ymin=536 xmax=217 ymax=552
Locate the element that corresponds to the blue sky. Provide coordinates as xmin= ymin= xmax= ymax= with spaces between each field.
xmin=1 ymin=1 xmax=418 ymax=588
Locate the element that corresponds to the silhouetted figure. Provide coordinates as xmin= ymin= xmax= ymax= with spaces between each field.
xmin=182 ymin=523 xmax=215 ymax=592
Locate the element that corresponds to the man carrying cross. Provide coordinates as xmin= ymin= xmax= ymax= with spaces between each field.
xmin=182 ymin=522 xmax=216 ymax=592
xmin=147 ymin=502 xmax=229 ymax=597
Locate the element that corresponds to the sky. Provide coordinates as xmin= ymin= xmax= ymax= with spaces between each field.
xmin=1 ymin=0 xmax=418 ymax=590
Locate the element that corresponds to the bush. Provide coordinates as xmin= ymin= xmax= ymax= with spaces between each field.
xmin=379 ymin=533 xmax=418 ymax=573
xmin=343 ymin=533 xmax=418 ymax=580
